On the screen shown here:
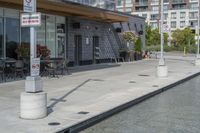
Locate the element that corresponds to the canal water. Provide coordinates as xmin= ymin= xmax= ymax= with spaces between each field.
xmin=81 ymin=76 xmax=200 ymax=133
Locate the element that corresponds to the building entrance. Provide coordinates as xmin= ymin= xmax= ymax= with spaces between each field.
xmin=74 ymin=35 xmax=82 ymax=65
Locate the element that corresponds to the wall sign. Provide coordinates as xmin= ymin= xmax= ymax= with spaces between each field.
xmin=21 ymin=13 xmax=41 ymax=27
xmin=31 ymin=58 xmax=40 ymax=76
xmin=24 ymin=0 xmax=36 ymax=13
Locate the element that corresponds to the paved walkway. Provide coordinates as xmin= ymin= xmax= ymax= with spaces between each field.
xmin=0 ymin=58 xmax=199 ymax=133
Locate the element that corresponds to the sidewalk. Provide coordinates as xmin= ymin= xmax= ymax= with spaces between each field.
xmin=0 ymin=58 xmax=200 ymax=133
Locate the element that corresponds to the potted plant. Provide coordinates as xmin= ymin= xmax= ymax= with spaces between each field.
xmin=15 ymin=43 xmax=30 ymax=60
xmin=118 ymin=48 xmax=127 ymax=61
xmin=134 ymin=37 xmax=142 ymax=60
xmin=122 ymin=31 xmax=138 ymax=61
xmin=36 ymin=45 xmax=51 ymax=59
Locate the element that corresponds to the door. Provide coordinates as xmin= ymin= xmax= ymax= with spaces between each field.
xmin=74 ymin=35 xmax=82 ymax=65
xmin=0 ymin=18 xmax=3 ymax=58
xmin=5 ymin=18 xmax=20 ymax=59
xmin=93 ymin=36 xmax=100 ymax=64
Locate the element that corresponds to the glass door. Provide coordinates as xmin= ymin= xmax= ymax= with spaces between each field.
xmin=0 ymin=18 xmax=3 ymax=58
xmin=5 ymin=18 xmax=20 ymax=59
xmin=74 ymin=35 xmax=82 ymax=65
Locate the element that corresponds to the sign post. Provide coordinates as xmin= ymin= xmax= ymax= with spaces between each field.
xmin=156 ymin=0 xmax=168 ymax=77
xmin=20 ymin=0 xmax=47 ymax=120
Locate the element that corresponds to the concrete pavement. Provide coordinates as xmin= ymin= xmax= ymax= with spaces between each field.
xmin=0 ymin=57 xmax=200 ymax=133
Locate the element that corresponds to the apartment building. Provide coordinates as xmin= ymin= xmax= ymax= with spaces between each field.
xmin=116 ymin=0 xmax=200 ymax=40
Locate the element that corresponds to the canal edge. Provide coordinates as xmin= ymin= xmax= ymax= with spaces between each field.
xmin=58 ymin=72 xmax=200 ymax=133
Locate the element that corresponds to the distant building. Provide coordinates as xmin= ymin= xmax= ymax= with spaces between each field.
xmin=116 ymin=0 xmax=200 ymax=41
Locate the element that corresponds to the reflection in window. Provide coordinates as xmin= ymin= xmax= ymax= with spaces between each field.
xmin=46 ymin=15 xmax=56 ymax=58
xmin=6 ymin=18 xmax=20 ymax=59
xmin=37 ymin=15 xmax=46 ymax=46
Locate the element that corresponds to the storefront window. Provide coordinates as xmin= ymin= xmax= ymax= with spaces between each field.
xmin=37 ymin=15 xmax=46 ymax=46
xmin=0 ymin=18 xmax=3 ymax=58
xmin=46 ymin=15 xmax=56 ymax=57
xmin=21 ymin=27 xmax=30 ymax=45
xmin=56 ymin=16 xmax=65 ymax=58
xmin=5 ymin=18 xmax=20 ymax=59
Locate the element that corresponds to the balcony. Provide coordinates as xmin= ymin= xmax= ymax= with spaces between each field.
xmin=171 ymin=0 xmax=187 ymax=4
xmin=135 ymin=2 xmax=148 ymax=7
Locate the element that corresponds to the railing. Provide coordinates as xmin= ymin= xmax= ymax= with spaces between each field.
xmin=171 ymin=0 xmax=187 ymax=4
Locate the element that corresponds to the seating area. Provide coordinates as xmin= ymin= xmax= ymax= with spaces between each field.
xmin=0 ymin=58 xmax=69 ymax=83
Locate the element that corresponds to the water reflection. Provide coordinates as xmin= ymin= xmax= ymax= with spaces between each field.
xmin=82 ymin=76 xmax=200 ymax=133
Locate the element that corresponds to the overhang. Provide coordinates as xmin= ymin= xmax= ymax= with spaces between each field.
xmin=0 ymin=0 xmax=128 ymax=23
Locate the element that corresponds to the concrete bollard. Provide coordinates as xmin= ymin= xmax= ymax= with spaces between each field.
xmin=20 ymin=92 xmax=47 ymax=119
xmin=157 ymin=65 xmax=168 ymax=77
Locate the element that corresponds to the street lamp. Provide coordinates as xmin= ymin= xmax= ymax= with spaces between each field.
xmin=195 ymin=0 xmax=200 ymax=65
xmin=157 ymin=0 xmax=168 ymax=77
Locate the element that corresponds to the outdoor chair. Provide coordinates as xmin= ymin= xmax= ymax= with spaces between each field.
xmin=0 ymin=60 xmax=5 ymax=82
xmin=45 ymin=61 xmax=59 ymax=78
xmin=15 ymin=60 xmax=25 ymax=79
xmin=56 ymin=59 xmax=69 ymax=76
xmin=4 ymin=58 xmax=16 ymax=80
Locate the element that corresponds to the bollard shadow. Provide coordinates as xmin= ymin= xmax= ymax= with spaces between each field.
xmin=47 ymin=79 xmax=103 ymax=115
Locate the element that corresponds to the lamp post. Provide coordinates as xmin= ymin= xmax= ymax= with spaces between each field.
xmin=20 ymin=0 xmax=47 ymax=120
xmin=157 ymin=0 xmax=168 ymax=77
xmin=195 ymin=0 xmax=200 ymax=65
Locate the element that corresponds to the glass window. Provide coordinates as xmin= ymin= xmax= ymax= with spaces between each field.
xmin=0 ymin=18 xmax=3 ymax=58
xmin=5 ymin=18 xmax=20 ymax=59
xmin=180 ymin=21 xmax=185 ymax=28
xmin=4 ymin=8 xmax=19 ymax=18
xmin=171 ymin=12 xmax=176 ymax=19
xmin=180 ymin=12 xmax=185 ymax=19
xmin=21 ymin=27 xmax=30 ymax=45
xmin=37 ymin=15 xmax=46 ymax=46
xmin=56 ymin=16 xmax=66 ymax=58
xmin=171 ymin=21 xmax=176 ymax=28
xmin=46 ymin=15 xmax=56 ymax=58
xmin=151 ymin=6 xmax=159 ymax=11
xmin=164 ymin=14 xmax=168 ymax=20
xmin=150 ymin=14 xmax=158 ymax=20
xmin=0 ymin=8 xmax=3 ymax=17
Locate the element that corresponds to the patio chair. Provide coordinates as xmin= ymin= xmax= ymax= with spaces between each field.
xmin=15 ymin=60 xmax=25 ymax=79
xmin=0 ymin=60 xmax=5 ymax=82
xmin=56 ymin=59 xmax=69 ymax=76
xmin=45 ymin=61 xmax=59 ymax=78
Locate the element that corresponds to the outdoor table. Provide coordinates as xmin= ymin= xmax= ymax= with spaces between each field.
xmin=40 ymin=58 xmax=64 ymax=77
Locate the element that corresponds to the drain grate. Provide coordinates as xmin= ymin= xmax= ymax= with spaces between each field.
xmin=92 ymin=79 xmax=104 ymax=82
xmin=48 ymin=122 xmax=61 ymax=126
xmin=152 ymin=85 xmax=159 ymax=87
xmin=129 ymin=81 xmax=136 ymax=83
xmin=78 ymin=111 xmax=89 ymax=115
xmin=138 ymin=74 xmax=150 ymax=77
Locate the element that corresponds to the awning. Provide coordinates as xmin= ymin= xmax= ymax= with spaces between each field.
xmin=0 ymin=0 xmax=129 ymax=23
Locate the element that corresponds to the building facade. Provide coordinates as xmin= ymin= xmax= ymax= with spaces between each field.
xmin=0 ymin=0 xmax=145 ymax=66
xmin=116 ymin=0 xmax=200 ymax=40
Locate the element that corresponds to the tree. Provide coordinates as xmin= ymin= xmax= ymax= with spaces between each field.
xmin=172 ymin=27 xmax=195 ymax=51
xmin=145 ymin=23 xmax=169 ymax=46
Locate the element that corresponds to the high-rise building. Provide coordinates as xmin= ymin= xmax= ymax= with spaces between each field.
xmin=116 ymin=0 xmax=200 ymax=38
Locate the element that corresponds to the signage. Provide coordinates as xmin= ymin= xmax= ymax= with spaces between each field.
xmin=24 ymin=0 xmax=36 ymax=13
xmin=31 ymin=58 xmax=40 ymax=76
xmin=163 ymin=23 xmax=169 ymax=33
xmin=21 ymin=13 xmax=41 ymax=27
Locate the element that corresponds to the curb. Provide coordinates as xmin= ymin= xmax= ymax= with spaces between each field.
xmin=58 ymin=72 xmax=200 ymax=133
